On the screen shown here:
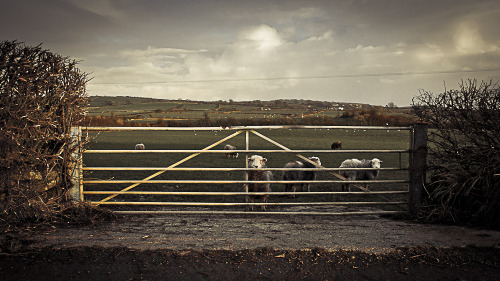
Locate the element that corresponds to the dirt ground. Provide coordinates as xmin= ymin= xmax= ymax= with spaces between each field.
xmin=1 ymin=213 xmax=500 ymax=280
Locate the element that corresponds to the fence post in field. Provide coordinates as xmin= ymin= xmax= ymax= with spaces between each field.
xmin=409 ymin=123 xmax=428 ymax=215
xmin=68 ymin=126 xmax=83 ymax=202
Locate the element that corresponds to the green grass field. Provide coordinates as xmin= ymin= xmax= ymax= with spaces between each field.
xmin=82 ymin=127 xmax=411 ymax=213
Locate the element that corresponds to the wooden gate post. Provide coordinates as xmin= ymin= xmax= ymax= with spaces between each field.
xmin=409 ymin=123 xmax=428 ymax=215
xmin=68 ymin=126 xmax=83 ymax=202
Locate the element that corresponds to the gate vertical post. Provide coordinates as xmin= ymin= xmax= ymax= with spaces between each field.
xmin=409 ymin=123 xmax=428 ymax=215
xmin=244 ymin=130 xmax=250 ymax=195
xmin=69 ymin=126 xmax=83 ymax=201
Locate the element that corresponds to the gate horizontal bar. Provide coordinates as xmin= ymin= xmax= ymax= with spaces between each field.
xmin=83 ymin=179 xmax=409 ymax=184
xmin=83 ymin=125 xmax=412 ymax=132
xmin=84 ymin=149 xmax=409 ymax=153
xmin=91 ymin=201 xmax=407 ymax=206
xmin=83 ymin=167 xmax=407 ymax=171
xmin=83 ymin=191 xmax=409 ymax=195
xmin=112 ymin=210 xmax=408 ymax=216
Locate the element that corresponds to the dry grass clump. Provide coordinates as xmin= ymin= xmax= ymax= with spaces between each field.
xmin=412 ymin=79 xmax=500 ymax=228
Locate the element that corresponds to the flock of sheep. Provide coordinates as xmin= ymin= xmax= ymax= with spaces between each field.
xmin=225 ymin=142 xmax=382 ymax=211
xmin=134 ymin=142 xmax=382 ymax=211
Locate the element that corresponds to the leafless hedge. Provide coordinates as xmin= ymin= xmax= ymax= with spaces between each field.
xmin=412 ymin=79 xmax=500 ymax=227
xmin=0 ymin=41 xmax=94 ymax=225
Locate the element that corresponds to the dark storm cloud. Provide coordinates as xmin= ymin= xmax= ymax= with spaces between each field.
xmin=0 ymin=1 xmax=111 ymax=45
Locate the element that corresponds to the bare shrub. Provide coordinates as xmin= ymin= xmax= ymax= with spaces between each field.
xmin=0 ymin=41 xmax=95 ymax=227
xmin=412 ymin=79 xmax=500 ymax=227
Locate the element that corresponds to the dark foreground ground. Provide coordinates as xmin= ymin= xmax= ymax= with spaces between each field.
xmin=1 ymin=214 xmax=500 ymax=280
xmin=1 ymin=245 xmax=500 ymax=280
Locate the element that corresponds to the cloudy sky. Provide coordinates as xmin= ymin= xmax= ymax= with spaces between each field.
xmin=2 ymin=0 xmax=500 ymax=106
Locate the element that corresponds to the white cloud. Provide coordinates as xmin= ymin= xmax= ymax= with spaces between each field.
xmin=236 ymin=25 xmax=285 ymax=54
xmin=454 ymin=21 xmax=496 ymax=54
xmin=121 ymin=47 xmax=207 ymax=57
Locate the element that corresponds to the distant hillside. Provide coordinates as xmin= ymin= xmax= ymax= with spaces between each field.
xmin=84 ymin=95 xmax=414 ymax=127
xmin=87 ymin=95 xmax=378 ymax=110
xmin=87 ymin=95 xmax=170 ymax=107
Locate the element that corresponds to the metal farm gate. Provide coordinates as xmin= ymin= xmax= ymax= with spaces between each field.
xmin=70 ymin=125 xmax=427 ymax=216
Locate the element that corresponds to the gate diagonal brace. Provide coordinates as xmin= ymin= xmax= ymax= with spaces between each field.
xmin=250 ymin=130 xmax=404 ymax=209
xmin=97 ymin=130 xmax=244 ymax=203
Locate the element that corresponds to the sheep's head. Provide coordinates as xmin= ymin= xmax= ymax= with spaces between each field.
xmin=308 ymin=156 xmax=322 ymax=167
xmin=248 ymin=155 xmax=267 ymax=168
xmin=371 ymin=158 xmax=382 ymax=169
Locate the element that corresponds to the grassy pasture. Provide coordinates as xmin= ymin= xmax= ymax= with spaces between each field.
xmin=86 ymin=99 xmax=353 ymax=123
xmin=87 ymin=101 xmax=218 ymax=118
xmin=87 ymin=102 xmax=179 ymax=116
xmin=82 ymin=127 xmax=411 ymax=212
xmin=183 ymin=103 xmax=218 ymax=111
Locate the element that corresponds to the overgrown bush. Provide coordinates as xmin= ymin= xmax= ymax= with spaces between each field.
xmin=0 ymin=41 xmax=104 ymax=227
xmin=412 ymin=79 xmax=500 ymax=227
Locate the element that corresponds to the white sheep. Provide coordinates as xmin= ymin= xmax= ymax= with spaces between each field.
xmin=135 ymin=143 xmax=145 ymax=150
xmin=246 ymin=155 xmax=273 ymax=211
xmin=339 ymin=158 xmax=382 ymax=191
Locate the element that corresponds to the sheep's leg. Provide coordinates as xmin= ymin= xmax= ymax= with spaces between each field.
xmin=348 ymin=175 xmax=355 ymax=192
xmin=340 ymin=173 xmax=348 ymax=192
xmin=260 ymin=196 xmax=267 ymax=211
xmin=248 ymin=197 xmax=255 ymax=211
xmin=298 ymin=181 xmax=310 ymax=192
xmin=286 ymin=183 xmax=296 ymax=198
xmin=284 ymin=183 xmax=295 ymax=198
xmin=343 ymin=175 xmax=354 ymax=192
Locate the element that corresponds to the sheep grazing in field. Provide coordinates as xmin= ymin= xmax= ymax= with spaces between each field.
xmin=224 ymin=144 xmax=239 ymax=158
xmin=246 ymin=155 xmax=273 ymax=211
xmin=339 ymin=158 xmax=382 ymax=192
xmin=283 ymin=157 xmax=322 ymax=195
xmin=331 ymin=141 xmax=342 ymax=150
xmin=135 ymin=143 xmax=145 ymax=150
